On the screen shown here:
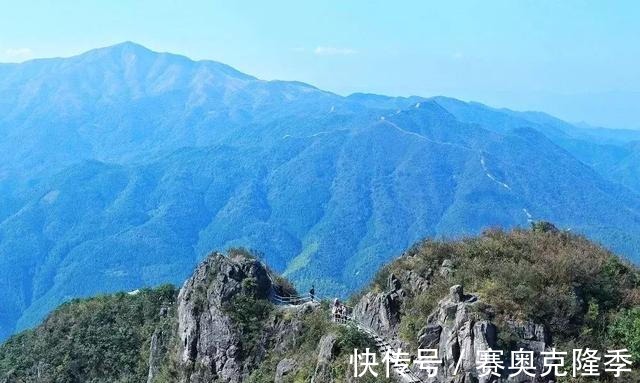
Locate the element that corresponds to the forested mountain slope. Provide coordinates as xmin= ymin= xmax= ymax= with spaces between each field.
xmin=1 ymin=42 xmax=639 ymax=340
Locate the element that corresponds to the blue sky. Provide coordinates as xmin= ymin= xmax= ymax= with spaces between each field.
xmin=1 ymin=0 xmax=638 ymax=129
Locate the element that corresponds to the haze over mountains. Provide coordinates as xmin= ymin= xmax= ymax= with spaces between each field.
xmin=1 ymin=42 xmax=639 ymax=340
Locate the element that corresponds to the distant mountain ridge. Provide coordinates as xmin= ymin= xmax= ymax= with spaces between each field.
xmin=1 ymin=42 xmax=639 ymax=340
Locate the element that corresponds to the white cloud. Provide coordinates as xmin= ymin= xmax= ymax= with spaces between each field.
xmin=313 ymin=46 xmax=357 ymax=56
xmin=4 ymin=47 xmax=34 ymax=61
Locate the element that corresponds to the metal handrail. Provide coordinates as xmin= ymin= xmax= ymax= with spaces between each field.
xmin=262 ymin=262 xmax=320 ymax=305
xmin=270 ymin=292 xmax=318 ymax=305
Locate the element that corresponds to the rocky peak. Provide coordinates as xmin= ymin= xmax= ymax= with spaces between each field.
xmin=175 ymin=252 xmax=273 ymax=383
xmin=179 ymin=252 xmax=271 ymax=306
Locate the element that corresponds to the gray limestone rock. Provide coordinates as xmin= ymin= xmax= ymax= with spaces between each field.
xmin=415 ymin=285 xmax=552 ymax=383
xmin=275 ymin=358 xmax=297 ymax=383
xmin=311 ymin=333 xmax=338 ymax=383
xmin=175 ymin=252 xmax=271 ymax=383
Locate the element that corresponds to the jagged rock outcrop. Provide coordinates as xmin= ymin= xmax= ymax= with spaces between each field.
xmin=176 ymin=252 xmax=272 ymax=383
xmin=402 ymin=269 xmax=432 ymax=294
xmin=311 ymin=333 xmax=338 ymax=383
xmin=147 ymin=329 xmax=165 ymax=383
xmin=352 ymin=273 xmax=407 ymax=337
xmin=416 ymin=285 xmax=552 ymax=383
xmin=348 ymin=264 xmax=556 ymax=383
xmin=350 ymin=275 xmax=554 ymax=383
xmin=174 ymin=252 xmax=323 ymax=383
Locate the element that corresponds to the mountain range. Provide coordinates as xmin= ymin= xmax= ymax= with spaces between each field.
xmin=1 ymin=42 xmax=639 ymax=340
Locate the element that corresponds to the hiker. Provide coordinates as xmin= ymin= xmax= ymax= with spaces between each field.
xmin=309 ymin=285 xmax=315 ymax=300
xmin=332 ymin=298 xmax=341 ymax=322
xmin=339 ymin=304 xmax=347 ymax=319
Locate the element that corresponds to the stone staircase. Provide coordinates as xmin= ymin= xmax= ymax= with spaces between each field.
xmin=334 ymin=313 xmax=423 ymax=383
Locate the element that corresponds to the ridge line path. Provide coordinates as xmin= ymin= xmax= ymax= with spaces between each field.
xmin=263 ymin=264 xmax=423 ymax=382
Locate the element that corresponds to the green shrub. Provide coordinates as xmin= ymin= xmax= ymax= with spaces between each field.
xmin=609 ymin=308 xmax=640 ymax=363
xmin=363 ymin=227 xmax=640 ymax=367
xmin=223 ymin=294 xmax=273 ymax=358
